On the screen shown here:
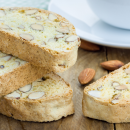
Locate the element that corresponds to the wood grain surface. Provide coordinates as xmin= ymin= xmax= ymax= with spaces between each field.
xmin=0 ymin=40 xmax=129 ymax=130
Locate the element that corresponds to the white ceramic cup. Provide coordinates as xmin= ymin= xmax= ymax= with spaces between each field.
xmin=86 ymin=0 xmax=130 ymax=29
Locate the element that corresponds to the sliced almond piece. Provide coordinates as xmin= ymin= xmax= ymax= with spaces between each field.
xmin=19 ymin=84 xmax=32 ymax=93
xmin=6 ymin=91 xmax=20 ymax=99
xmin=0 ymin=25 xmax=12 ymax=30
xmin=30 ymin=23 xmax=44 ymax=31
xmin=97 ymin=86 xmax=102 ymax=90
xmin=42 ymin=41 xmax=46 ymax=45
xmin=88 ymin=90 xmax=101 ymax=98
xmin=0 ymin=10 xmax=5 ymax=16
xmin=111 ymin=100 xmax=119 ymax=104
xmin=15 ymin=61 xmax=20 ymax=66
xmin=65 ymin=35 xmax=78 ymax=42
xmin=78 ymin=68 xmax=95 ymax=85
xmin=20 ymin=33 xmax=34 ymax=41
xmin=48 ymin=38 xmax=56 ymax=43
xmin=56 ymin=27 xmax=69 ymax=34
xmin=59 ymin=22 xmax=69 ymax=26
xmin=111 ymin=93 xmax=121 ymax=104
xmin=1 ymin=55 xmax=12 ymax=61
xmin=18 ymin=25 xmax=25 ymax=29
xmin=112 ymin=81 xmax=120 ymax=87
xmin=55 ymin=34 xmax=65 ymax=39
xmin=100 ymin=60 xmax=124 ymax=71
xmin=0 ymin=65 xmax=4 ymax=69
xmin=35 ymin=16 xmax=41 ymax=20
xmin=125 ymin=68 xmax=130 ymax=74
xmin=48 ymin=13 xmax=58 ymax=21
xmin=25 ymin=9 xmax=38 ymax=15
xmin=114 ymin=85 xmax=128 ymax=90
xmin=112 ymin=93 xmax=121 ymax=100
xmin=9 ymin=8 xmax=16 ymax=11
xmin=28 ymin=92 xmax=45 ymax=99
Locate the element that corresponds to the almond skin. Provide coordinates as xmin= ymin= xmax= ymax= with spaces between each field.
xmin=80 ymin=40 xmax=100 ymax=51
xmin=78 ymin=68 xmax=95 ymax=85
xmin=100 ymin=60 xmax=124 ymax=71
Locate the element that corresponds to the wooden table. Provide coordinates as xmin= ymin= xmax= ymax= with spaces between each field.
xmin=1 ymin=40 xmax=130 ymax=130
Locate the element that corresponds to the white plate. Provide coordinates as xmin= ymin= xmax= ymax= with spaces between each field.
xmin=48 ymin=0 xmax=130 ymax=48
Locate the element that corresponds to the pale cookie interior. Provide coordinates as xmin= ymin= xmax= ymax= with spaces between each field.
xmin=85 ymin=67 xmax=130 ymax=104
xmin=0 ymin=8 xmax=79 ymax=51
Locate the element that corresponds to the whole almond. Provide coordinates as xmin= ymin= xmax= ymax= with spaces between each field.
xmin=100 ymin=60 xmax=124 ymax=71
xmin=80 ymin=40 xmax=100 ymax=51
xmin=78 ymin=68 xmax=96 ymax=85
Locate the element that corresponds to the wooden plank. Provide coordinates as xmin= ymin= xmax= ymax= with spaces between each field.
xmin=7 ymin=117 xmax=23 ymax=130
xmin=107 ymin=47 xmax=130 ymax=64
xmin=21 ymin=120 xmax=62 ymax=130
xmin=116 ymin=124 xmax=130 ymax=130
xmin=107 ymin=47 xmax=130 ymax=130
xmin=0 ymin=114 xmax=10 ymax=130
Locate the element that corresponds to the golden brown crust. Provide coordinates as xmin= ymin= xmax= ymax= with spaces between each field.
xmin=0 ymin=7 xmax=80 ymax=72
xmin=82 ymin=62 xmax=130 ymax=123
xmin=0 ymin=76 xmax=74 ymax=122
xmin=0 ymin=62 xmax=48 ymax=97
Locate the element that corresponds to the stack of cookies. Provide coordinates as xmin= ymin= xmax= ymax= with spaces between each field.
xmin=0 ymin=7 xmax=80 ymax=122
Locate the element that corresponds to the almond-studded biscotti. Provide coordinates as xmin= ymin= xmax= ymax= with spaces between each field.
xmin=0 ymin=7 xmax=80 ymax=72
xmin=0 ymin=51 xmax=48 ymax=97
xmin=82 ymin=63 xmax=130 ymax=123
xmin=0 ymin=72 xmax=74 ymax=122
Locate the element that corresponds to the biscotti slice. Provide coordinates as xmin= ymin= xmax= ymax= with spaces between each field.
xmin=0 ymin=50 xmax=48 ymax=97
xmin=0 ymin=7 xmax=80 ymax=72
xmin=0 ymin=72 xmax=74 ymax=122
xmin=82 ymin=63 xmax=130 ymax=123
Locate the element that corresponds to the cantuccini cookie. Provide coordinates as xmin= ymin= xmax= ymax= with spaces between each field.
xmin=0 ymin=72 xmax=74 ymax=122
xmin=0 ymin=7 xmax=80 ymax=72
xmin=83 ymin=63 xmax=130 ymax=123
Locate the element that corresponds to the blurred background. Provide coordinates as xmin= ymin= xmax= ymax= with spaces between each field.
xmin=0 ymin=0 xmax=51 ymax=10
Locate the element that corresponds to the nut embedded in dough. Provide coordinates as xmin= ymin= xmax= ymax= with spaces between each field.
xmin=48 ymin=38 xmax=56 ymax=43
xmin=48 ymin=13 xmax=58 ymax=21
xmin=35 ymin=16 xmax=42 ymax=20
xmin=28 ymin=91 xmax=45 ymax=99
xmin=19 ymin=84 xmax=32 ymax=93
xmin=88 ymin=90 xmax=101 ymax=98
xmin=0 ymin=25 xmax=12 ymax=30
xmin=65 ymin=35 xmax=79 ymax=42
xmin=25 ymin=9 xmax=38 ymax=15
xmin=30 ymin=23 xmax=44 ymax=31
xmin=55 ymin=34 xmax=65 ymax=40
xmin=114 ymin=85 xmax=128 ymax=90
xmin=18 ymin=25 xmax=25 ymax=29
xmin=1 ymin=55 xmax=12 ymax=61
xmin=20 ymin=33 xmax=34 ymax=41
xmin=6 ymin=91 xmax=21 ymax=99
xmin=56 ymin=27 xmax=70 ymax=34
